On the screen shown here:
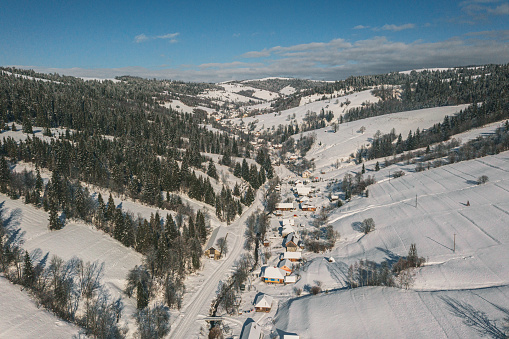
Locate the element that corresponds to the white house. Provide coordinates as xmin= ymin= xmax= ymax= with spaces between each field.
xmin=254 ymin=294 xmax=274 ymax=312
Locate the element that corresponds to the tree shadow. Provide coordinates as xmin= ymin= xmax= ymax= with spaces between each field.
xmin=466 ymin=180 xmax=478 ymax=185
xmin=440 ymin=296 xmax=507 ymax=339
xmin=375 ymin=247 xmax=403 ymax=267
xmin=351 ymin=221 xmax=362 ymax=232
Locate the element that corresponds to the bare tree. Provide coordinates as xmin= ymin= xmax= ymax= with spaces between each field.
xmin=361 ymin=218 xmax=375 ymax=234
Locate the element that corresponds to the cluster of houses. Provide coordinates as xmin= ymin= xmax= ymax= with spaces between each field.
xmin=260 ymin=218 xmax=301 ymax=285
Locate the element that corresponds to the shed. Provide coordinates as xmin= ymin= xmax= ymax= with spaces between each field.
xmin=284 ymin=275 xmax=297 ymax=284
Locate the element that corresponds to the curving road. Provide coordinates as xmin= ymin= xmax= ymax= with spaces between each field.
xmin=169 ymin=188 xmax=265 ymax=339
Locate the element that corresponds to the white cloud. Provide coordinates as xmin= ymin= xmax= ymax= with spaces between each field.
xmin=134 ymin=32 xmax=180 ymax=43
xmin=488 ymin=3 xmax=509 ymax=14
xmin=134 ymin=34 xmax=150 ymax=43
xmin=459 ymin=0 xmax=509 ymax=16
xmin=19 ymin=31 xmax=509 ymax=83
xmin=373 ymin=23 xmax=415 ymax=32
xmin=353 ymin=25 xmax=369 ymax=30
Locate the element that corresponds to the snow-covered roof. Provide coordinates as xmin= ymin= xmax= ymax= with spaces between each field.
xmin=254 ymin=294 xmax=274 ymax=309
xmin=281 ymin=226 xmax=296 ymax=236
xmin=284 ymin=275 xmax=297 ymax=284
xmin=205 ymin=226 xmax=228 ymax=250
xmin=282 ymin=252 xmax=302 ymax=260
xmin=276 ymin=202 xmax=294 ymax=209
xmin=278 ymin=259 xmax=293 ymax=269
xmin=296 ymin=186 xmax=311 ymax=196
xmin=240 ymin=320 xmax=262 ymax=339
xmin=261 ymin=266 xmax=286 ymax=280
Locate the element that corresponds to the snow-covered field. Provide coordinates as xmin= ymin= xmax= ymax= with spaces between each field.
xmin=0 ymin=276 xmax=79 ymax=338
xmin=271 ymin=151 xmax=509 ymax=338
xmin=305 ymin=104 xmax=470 ymax=169
xmin=275 ymin=285 xmax=509 ymax=338
xmin=200 ymin=82 xmax=278 ymax=104
xmin=0 ymin=196 xmax=143 ymax=334
xmin=228 ymin=89 xmax=379 ymax=132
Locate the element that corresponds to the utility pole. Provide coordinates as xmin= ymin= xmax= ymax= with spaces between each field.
xmin=453 ymin=233 xmax=456 ymax=253
xmin=389 ymin=171 xmax=390 ymax=182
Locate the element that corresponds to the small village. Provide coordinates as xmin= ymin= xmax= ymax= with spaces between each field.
xmin=203 ymin=163 xmax=337 ymax=338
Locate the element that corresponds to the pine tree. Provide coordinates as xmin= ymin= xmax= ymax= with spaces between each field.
xmin=0 ymin=156 xmax=10 ymax=193
xmin=48 ymin=197 xmax=62 ymax=230
xmin=375 ymin=161 xmax=380 ymax=171
xmin=362 ymin=164 xmax=365 ymax=174
xmin=106 ymin=193 xmax=115 ymax=222
xmin=207 ymin=161 xmax=218 ymax=180
xmin=22 ymin=114 xmax=33 ymax=134
xmin=233 ymin=162 xmax=242 ymax=178
xmin=23 ymin=251 xmax=35 ymax=287
xmin=241 ymin=159 xmax=249 ymax=181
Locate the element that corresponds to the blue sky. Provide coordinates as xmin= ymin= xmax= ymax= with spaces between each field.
xmin=1 ymin=0 xmax=509 ymax=82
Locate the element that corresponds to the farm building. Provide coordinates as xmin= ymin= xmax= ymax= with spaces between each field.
xmin=204 ymin=226 xmax=228 ymax=260
xmin=254 ymin=294 xmax=274 ymax=312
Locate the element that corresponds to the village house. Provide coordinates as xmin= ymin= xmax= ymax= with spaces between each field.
xmin=283 ymin=233 xmax=301 ymax=252
xmin=281 ymin=224 xmax=295 ymax=238
xmin=300 ymin=203 xmax=316 ymax=212
xmin=240 ymin=319 xmax=263 ymax=339
xmin=260 ymin=266 xmax=286 ymax=284
xmin=281 ymin=251 xmax=302 ymax=262
xmin=275 ymin=202 xmax=294 ymax=211
xmin=278 ymin=259 xmax=293 ymax=275
xmin=254 ymin=294 xmax=274 ymax=312
xmin=330 ymin=194 xmax=339 ymax=202
xmin=295 ymin=186 xmax=312 ymax=197
xmin=302 ymin=170 xmax=312 ymax=178
xmin=204 ymin=226 xmax=228 ymax=260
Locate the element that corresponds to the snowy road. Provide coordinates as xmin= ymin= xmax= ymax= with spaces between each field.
xmin=169 ymin=188 xmax=265 ymax=338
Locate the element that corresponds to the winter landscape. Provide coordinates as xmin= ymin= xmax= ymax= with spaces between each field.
xmin=2 ymin=1 xmax=509 ymax=339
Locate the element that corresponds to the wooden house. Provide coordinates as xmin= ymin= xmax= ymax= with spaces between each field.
xmin=260 ymin=266 xmax=286 ymax=284
xmin=275 ymin=203 xmax=294 ymax=211
xmin=254 ymin=294 xmax=274 ymax=312
xmin=283 ymin=233 xmax=300 ymax=252
xmin=204 ymin=226 xmax=228 ymax=260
